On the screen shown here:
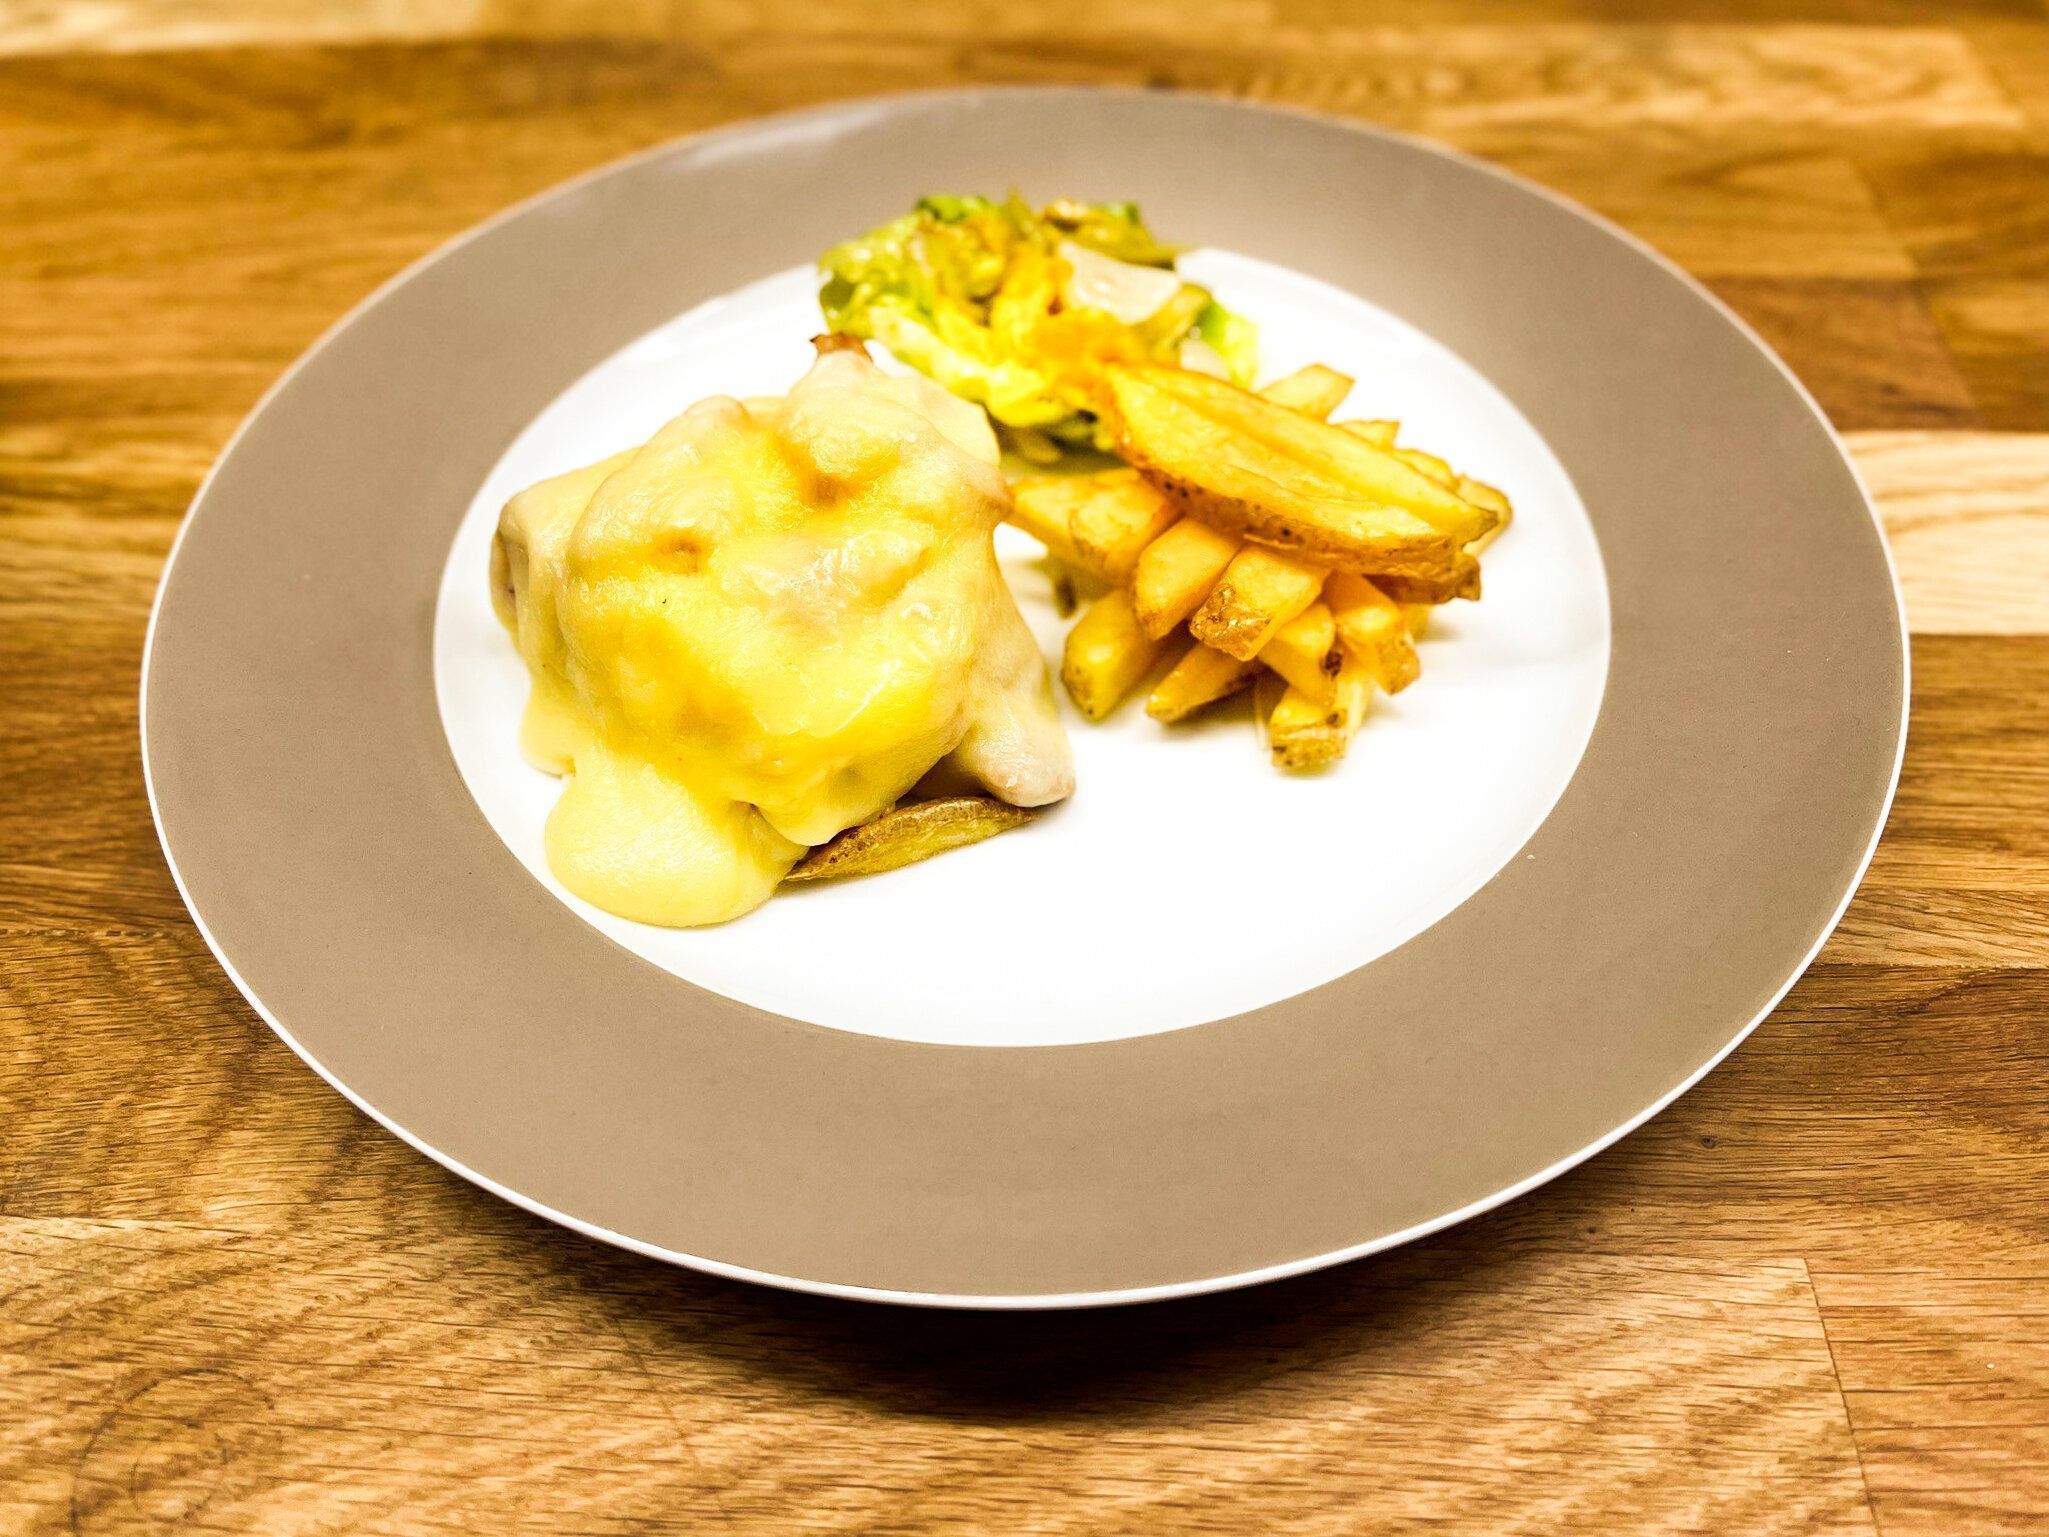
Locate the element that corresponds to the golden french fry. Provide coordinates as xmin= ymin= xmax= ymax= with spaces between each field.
xmin=1258 ymin=602 xmax=1342 ymax=705
xmin=783 ymin=798 xmax=1038 ymax=884
xmin=1061 ymin=588 xmax=1164 ymax=720
xmin=1122 ymin=366 xmax=1496 ymax=546
xmin=1327 ymin=572 xmax=1421 ymax=694
xmin=1266 ymin=656 xmax=1374 ymax=771
xmin=1340 ymin=419 xmax=1400 ymax=449
xmin=1367 ymin=554 xmax=1481 ymax=605
xmin=1457 ymin=474 xmax=1513 ymax=555
xmin=1006 ymin=481 xmax=1094 ymax=573
xmin=1107 ymin=368 xmax=1464 ymax=583
xmin=1011 ymin=471 xmax=1172 ymax=584
xmin=1067 ymin=469 xmax=1180 ymax=582
xmin=1257 ymin=364 xmax=1354 ymax=420
xmin=1147 ymin=639 xmax=1261 ymax=723
xmin=1392 ymin=445 xmax=1457 ymax=489
xmin=1190 ymin=545 xmax=1327 ymax=661
xmin=1131 ymin=516 xmax=1242 ymax=639
xmin=1399 ymin=601 xmax=1434 ymax=637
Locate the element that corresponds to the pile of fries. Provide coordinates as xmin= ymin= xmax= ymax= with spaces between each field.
xmin=1006 ymin=363 xmax=1512 ymax=769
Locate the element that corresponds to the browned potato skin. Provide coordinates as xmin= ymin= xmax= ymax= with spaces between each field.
xmin=1266 ymin=658 xmax=1373 ymax=771
xmin=1107 ymin=368 xmax=1462 ymax=584
xmin=1139 ymin=465 xmax=1460 ymax=584
xmin=1189 ymin=546 xmax=1326 ymax=661
xmin=1259 ymin=602 xmax=1343 ymax=705
xmin=783 ymin=798 xmax=1039 ymax=884
xmin=1367 ymin=555 xmax=1481 ymax=605
xmin=1327 ymin=573 xmax=1421 ymax=695
xmin=1123 ymin=365 xmax=1497 ymax=546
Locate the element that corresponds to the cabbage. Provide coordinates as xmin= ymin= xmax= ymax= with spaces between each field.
xmin=819 ymin=194 xmax=1256 ymax=449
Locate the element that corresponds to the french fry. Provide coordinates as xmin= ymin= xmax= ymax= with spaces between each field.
xmin=1107 ymin=368 xmax=1464 ymax=583
xmin=1010 ymin=472 xmax=1174 ymax=584
xmin=1457 ymin=474 xmax=1513 ymax=555
xmin=1061 ymin=588 xmax=1163 ymax=720
xmin=1067 ymin=469 xmax=1180 ymax=582
xmin=1266 ymin=655 xmax=1374 ymax=771
xmin=1368 ymin=553 xmax=1481 ymax=604
xmin=1006 ymin=480 xmax=1094 ymax=572
xmin=1122 ymin=366 xmax=1497 ymax=546
xmin=783 ymin=798 xmax=1038 ymax=884
xmin=1400 ymin=601 xmax=1433 ymax=638
xmin=1257 ymin=364 xmax=1353 ymax=420
xmin=1393 ymin=445 xmax=1457 ymax=489
xmin=1340 ymin=419 xmax=1399 ymax=449
xmin=1327 ymin=572 xmax=1421 ymax=694
xmin=1258 ymin=602 xmax=1342 ymax=705
xmin=1131 ymin=517 xmax=1241 ymax=639
xmin=1147 ymin=639 xmax=1261 ymax=723
xmin=1190 ymin=545 xmax=1327 ymax=660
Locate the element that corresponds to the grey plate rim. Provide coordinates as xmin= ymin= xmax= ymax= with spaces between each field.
xmin=141 ymin=85 xmax=1908 ymax=1309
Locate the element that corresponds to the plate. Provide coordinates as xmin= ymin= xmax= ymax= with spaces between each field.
xmin=143 ymin=88 xmax=1906 ymax=1307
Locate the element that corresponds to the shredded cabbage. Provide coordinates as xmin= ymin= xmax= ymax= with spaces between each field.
xmin=819 ymin=194 xmax=1257 ymax=450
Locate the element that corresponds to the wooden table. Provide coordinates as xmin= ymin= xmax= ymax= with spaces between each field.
xmin=4 ymin=3 xmax=2046 ymax=1532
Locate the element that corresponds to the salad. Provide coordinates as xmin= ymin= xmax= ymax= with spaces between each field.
xmin=819 ymin=194 xmax=1257 ymax=453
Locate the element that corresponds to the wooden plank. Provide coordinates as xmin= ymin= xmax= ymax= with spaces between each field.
xmin=1924 ymin=277 xmax=2049 ymax=430
xmin=6 ymin=932 xmax=2045 ymax=1276
xmin=0 ymin=1216 xmax=1875 ymax=1535
xmin=1712 ymin=279 xmax=1981 ymax=428
xmin=2 ymin=14 xmax=2047 ymax=1531
xmin=1813 ymin=1269 xmax=2049 ymax=1536
xmin=1859 ymin=147 xmax=2049 ymax=279
xmin=1841 ymin=635 xmax=2049 ymax=906
xmin=1965 ymin=19 xmax=2049 ymax=149
xmin=0 ymin=0 xmax=484 ymax=57
xmin=0 ymin=33 xmax=2015 ymax=286
xmin=1848 ymin=430 xmax=2049 ymax=632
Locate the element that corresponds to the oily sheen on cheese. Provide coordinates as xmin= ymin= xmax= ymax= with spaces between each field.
xmin=489 ymin=348 xmax=1073 ymax=926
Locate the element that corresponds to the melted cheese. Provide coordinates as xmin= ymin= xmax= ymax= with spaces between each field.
xmin=490 ymin=349 xmax=1072 ymax=927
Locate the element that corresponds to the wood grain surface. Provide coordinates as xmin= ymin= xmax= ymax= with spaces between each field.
xmin=2 ymin=2 xmax=2046 ymax=1533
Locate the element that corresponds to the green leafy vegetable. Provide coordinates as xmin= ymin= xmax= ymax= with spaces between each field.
xmin=819 ymin=194 xmax=1257 ymax=450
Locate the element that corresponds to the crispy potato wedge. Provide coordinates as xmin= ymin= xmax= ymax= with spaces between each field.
xmin=1258 ymin=602 xmax=1342 ymax=705
xmin=1340 ymin=419 xmax=1400 ymax=449
xmin=1147 ymin=639 xmax=1262 ymax=723
xmin=1061 ymin=588 xmax=1164 ymax=720
xmin=1457 ymin=474 xmax=1514 ymax=555
xmin=1190 ymin=545 xmax=1327 ymax=661
xmin=783 ymin=797 xmax=1039 ymax=883
xmin=1327 ymin=571 xmax=1421 ymax=694
xmin=1266 ymin=656 xmax=1374 ymax=771
xmin=1392 ymin=445 xmax=1457 ymax=489
xmin=1367 ymin=553 xmax=1481 ymax=605
xmin=1131 ymin=516 xmax=1242 ymax=639
xmin=1258 ymin=364 xmax=1353 ymax=420
xmin=1107 ymin=368 xmax=1463 ymax=583
xmin=1067 ymin=469 xmax=1181 ymax=582
xmin=1123 ymin=366 xmax=1497 ymax=546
